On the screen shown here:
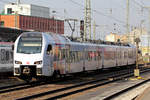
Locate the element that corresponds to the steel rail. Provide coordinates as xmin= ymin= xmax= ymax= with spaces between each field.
xmin=17 ymin=68 xmax=134 ymax=100
xmin=0 ymin=81 xmax=46 ymax=94
xmin=103 ymin=68 xmax=150 ymax=100
xmin=17 ymin=67 xmax=150 ymax=100
xmin=0 ymin=66 xmax=132 ymax=94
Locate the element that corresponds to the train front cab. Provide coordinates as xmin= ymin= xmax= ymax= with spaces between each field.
xmin=13 ymin=32 xmax=54 ymax=80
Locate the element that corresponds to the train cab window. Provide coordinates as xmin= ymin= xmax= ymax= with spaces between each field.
xmin=47 ymin=44 xmax=52 ymax=55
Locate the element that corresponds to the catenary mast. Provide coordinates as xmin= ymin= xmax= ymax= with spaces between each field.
xmin=84 ymin=0 xmax=91 ymax=41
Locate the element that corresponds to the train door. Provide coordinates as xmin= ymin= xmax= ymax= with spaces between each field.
xmin=95 ymin=46 xmax=100 ymax=69
xmin=65 ymin=45 xmax=71 ymax=73
xmin=53 ymin=46 xmax=66 ymax=75
xmin=115 ymin=47 xmax=117 ymax=67
xmin=122 ymin=47 xmax=128 ymax=66
xmin=52 ymin=46 xmax=59 ymax=74
xmin=101 ymin=48 xmax=104 ymax=69
xmin=97 ymin=50 xmax=102 ymax=69
xmin=59 ymin=49 xmax=66 ymax=74
xmin=82 ymin=47 xmax=86 ymax=71
xmin=116 ymin=47 xmax=121 ymax=66
xmin=44 ymin=44 xmax=54 ymax=76
xmin=128 ymin=48 xmax=132 ymax=65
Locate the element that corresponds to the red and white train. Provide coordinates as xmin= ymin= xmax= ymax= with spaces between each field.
xmin=13 ymin=32 xmax=136 ymax=81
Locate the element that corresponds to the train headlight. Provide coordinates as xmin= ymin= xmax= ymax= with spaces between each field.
xmin=37 ymin=68 xmax=42 ymax=74
xmin=34 ymin=60 xmax=42 ymax=65
xmin=15 ymin=61 xmax=22 ymax=64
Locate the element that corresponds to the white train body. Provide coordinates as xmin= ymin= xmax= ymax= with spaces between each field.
xmin=13 ymin=32 xmax=136 ymax=79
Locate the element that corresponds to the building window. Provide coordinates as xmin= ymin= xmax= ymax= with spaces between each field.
xmin=7 ymin=8 xmax=12 ymax=14
xmin=0 ymin=21 xmax=4 ymax=27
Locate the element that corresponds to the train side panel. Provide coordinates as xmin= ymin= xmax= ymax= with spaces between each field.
xmin=103 ymin=45 xmax=116 ymax=68
xmin=84 ymin=44 xmax=100 ymax=71
xmin=121 ymin=47 xmax=128 ymax=66
xmin=66 ymin=43 xmax=84 ymax=73
xmin=128 ymin=47 xmax=136 ymax=65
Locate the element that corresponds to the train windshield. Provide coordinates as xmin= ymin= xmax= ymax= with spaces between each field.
xmin=17 ymin=34 xmax=42 ymax=54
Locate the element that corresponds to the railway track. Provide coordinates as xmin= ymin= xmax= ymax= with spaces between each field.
xmin=0 ymin=66 xmax=130 ymax=94
xmin=16 ymin=67 xmax=150 ymax=100
xmin=0 ymin=76 xmax=75 ymax=94
xmin=13 ymin=67 xmax=134 ymax=100
xmin=0 ymin=72 xmax=13 ymax=79
xmin=103 ymin=74 xmax=150 ymax=100
xmin=1 ymin=66 xmax=149 ymax=100
xmin=103 ymin=79 xmax=150 ymax=100
xmin=0 ymin=80 xmax=46 ymax=94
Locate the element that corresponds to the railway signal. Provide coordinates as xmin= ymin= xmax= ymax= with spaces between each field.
xmin=134 ymin=38 xmax=141 ymax=78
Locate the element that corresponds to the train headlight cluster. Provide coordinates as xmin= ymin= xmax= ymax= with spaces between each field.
xmin=37 ymin=68 xmax=42 ymax=74
xmin=34 ymin=60 xmax=42 ymax=65
xmin=15 ymin=61 xmax=22 ymax=64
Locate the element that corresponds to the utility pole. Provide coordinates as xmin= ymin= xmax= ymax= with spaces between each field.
xmin=52 ymin=11 xmax=58 ymax=34
xmin=93 ymin=21 xmax=99 ymax=40
xmin=93 ymin=21 xmax=96 ymax=40
xmin=17 ymin=0 xmax=20 ymax=5
xmin=84 ymin=0 xmax=91 ymax=41
xmin=144 ymin=7 xmax=150 ymax=54
xmin=140 ymin=20 xmax=144 ymax=50
xmin=15 ymin=0 xmax=20 ymax=28
xmin=148 ymin=9 xmax=150 ymax=55
xmin=126 ymin=0 xmax=130 ymax=43
xmin=134 ymin=38 xmax=141 ymax=78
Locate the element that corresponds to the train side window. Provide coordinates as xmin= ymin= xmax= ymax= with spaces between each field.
xmin=47 ymin=44 xmax=52 ymax=55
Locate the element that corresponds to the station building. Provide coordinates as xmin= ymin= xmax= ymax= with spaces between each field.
xmin=105 ymin=28 xmax=150 ymax=56
xmin=105 ymin=32 xmax=121 ymax=42
xmin=0 ymin=3 xmax=64 ymax=34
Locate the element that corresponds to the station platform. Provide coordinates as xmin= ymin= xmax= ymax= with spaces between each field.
xmin=135 ymin=86 xmax=150 ymax=100
xmin=72 ymin=72 xmax=150 ymax=100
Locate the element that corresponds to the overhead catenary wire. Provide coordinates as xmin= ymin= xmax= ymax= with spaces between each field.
xmin=0 ymin=0 xmax=136 ymax=28
xmin=68 ymin=0 xmax=126 ymax=25
xmin=0 ymin=0 xmax=148 ymax=34
xmin=132 ymin=0 xmax=144 ymax=8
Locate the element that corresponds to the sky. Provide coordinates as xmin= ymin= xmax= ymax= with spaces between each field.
xmin=0 ymin=0 xmax=150 ymax=40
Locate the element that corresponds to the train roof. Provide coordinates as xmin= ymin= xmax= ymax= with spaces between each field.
xmin=0 ymin=42 xmax=13 ymax=48
xmin=66 ymin=36 xmax=132 ymax=47
xmin=19 ymin=32 xmax=134 ymax=48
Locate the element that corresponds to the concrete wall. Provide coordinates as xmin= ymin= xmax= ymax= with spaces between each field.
xmin=0 ymin=15 xmax=64 ymax=34
xmin=31 ymin=4 xmax=49 ymax=18
xmin=4 ymin=3 xmax=49 ymax=18
xmin=0 ymin=15 xmax=19 ymax=28
xmin=4 ymin=4 xmax=31 ymax=16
